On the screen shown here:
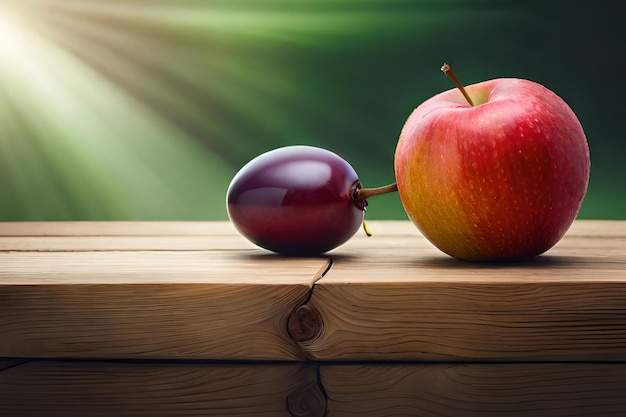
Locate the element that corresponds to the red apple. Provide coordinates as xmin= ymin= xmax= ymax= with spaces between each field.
xmin=394 ymin=66 xmax=590 ymax=261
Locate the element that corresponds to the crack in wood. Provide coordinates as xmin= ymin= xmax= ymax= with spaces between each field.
xmin=286 ymin=258 xmax=332 ymax=345
xmin=0 ymin=359 xmax=31 ymax=373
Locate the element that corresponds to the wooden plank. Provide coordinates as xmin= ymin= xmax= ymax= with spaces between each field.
xmin=0 ymin=282 xmax=326 ymax=361
xmin=0 ymin=221 xmax=235 ymax=236
xmin=0 ymin=361 xmax=324 ymax=417
xmin=0 ymin=250 xmax=329 ymax=360
xmin=353 ymin=219 xmax=626 ymax=238
xmin=1 ymin=220 xmax=622 ymax=252
xmin=0 ymin=221 xmax=251 ymax=251
xmin=2 ymin=221 xmax=626 ymax=362
xmin=329 ymin=220 xmax=626 ymax=265
xmin=298 ymin=220 xmax=626 ymax=361
xmin=0 ymin=251 xmax=327 ymax=284
xmin=0 ymin=282 xmax=310 ymax=360
xmin=0 ymin=235 xmax=256 ymax=252
xmin=0 ymin=221 xmax=329 ymax=360
xmin=1 ymin=360 xmax=624 ymax=416
xmin=1 ymin=219 xmax=623 ymax=240
xmin=322 ymin=363 xmax=626 ymax=416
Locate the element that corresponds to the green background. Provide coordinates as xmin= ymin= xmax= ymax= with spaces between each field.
xmin=1 ymin=0 xmax=624 ymax=221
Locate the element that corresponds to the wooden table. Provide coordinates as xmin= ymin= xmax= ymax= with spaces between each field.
xmin=1 ymin=220 xmax=626 ymax=416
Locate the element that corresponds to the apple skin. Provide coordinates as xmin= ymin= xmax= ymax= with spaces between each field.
xmin=394 ymin=78 xmax=590 ymax=261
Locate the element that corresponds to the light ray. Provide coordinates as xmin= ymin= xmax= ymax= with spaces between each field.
xmin=0 ymin=3 xmax=234 ymax=219
xmin=0 ymin=0 xmax=525 ymax=220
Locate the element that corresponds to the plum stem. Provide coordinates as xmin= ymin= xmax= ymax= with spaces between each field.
xmin=352 ymin=182 xmax=397 ymax=238
xmin=362 ymin=220 xmax=372 ymax=237
xmin=441 ymin=63 xmax=474 ymax=106
xmin=355 ymin=182 xmax=398 ymax=200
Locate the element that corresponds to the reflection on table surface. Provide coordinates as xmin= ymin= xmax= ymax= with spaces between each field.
xmin=1 ymin=360 xmax=625 ymax=416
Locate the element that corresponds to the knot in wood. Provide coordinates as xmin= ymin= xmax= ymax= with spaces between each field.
xmin=286 ymin=384 xmax=327 ymax=417
xmin=287 ymin=304 xmax=323 ymax=342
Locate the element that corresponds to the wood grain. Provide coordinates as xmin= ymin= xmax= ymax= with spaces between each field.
xmin=0 ymin=221 xmax=236 ymax=236
xmin=0 ymin=222 xmax=330 ymax=359
xmin=0 ymin=360 xmax=323 ymax=417
xmin=299 ymin=220 xmax=626 ymax=361
xmin=0 ymin=251 xmax=328 ymax=284
xmin=1 ymin=281 xmax=314 ymax=360
xmin=2 ymin=221 xmax=625 ymax=415
xmin=322 ymin=363 xmax=626 ymax=417
xmin=1 ymin=221 xmax=626 ymax=361
xmin=2 ymin=360 xmax=624 ymax=416
xmin=0 ymin=221 xmax=251 ymax=251
xmin=302 ymin=280 xmax=626 ymax=360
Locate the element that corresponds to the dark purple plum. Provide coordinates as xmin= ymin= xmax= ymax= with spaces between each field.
xmin=226 ymin=145 xmax=366 ymax=255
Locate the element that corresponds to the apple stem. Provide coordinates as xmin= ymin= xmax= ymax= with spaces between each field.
xmin=441 ymin=63 xmax=474 ymax=106
xmin=355 ymin=182 xmax=398 ymax=200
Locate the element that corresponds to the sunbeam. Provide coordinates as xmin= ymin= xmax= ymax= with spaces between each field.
xmin=0 ymin=1 xmax=241 ymax=219
xmin=3 ymin=0 xmax=447 ymax=220
xmin=1 ymin=1 xmax=619 ymax=220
